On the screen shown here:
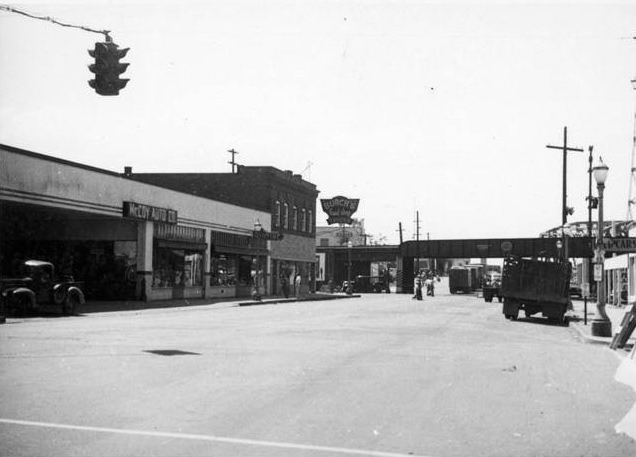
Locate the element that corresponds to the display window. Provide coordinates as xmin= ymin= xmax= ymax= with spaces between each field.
xmin=238 ymin=255 xmax=254 ymax=286
xmin=153 ymin=245 xmax=203 ymax=288
xmin=210 ymin=254 xmax=237 ymax=286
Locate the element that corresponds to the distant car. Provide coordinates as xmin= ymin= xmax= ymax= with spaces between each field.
xmin=483 ymin=272 xmax=502 ymax=303
xmin=1 ymin=260 xmax=85 ymax=316
xmin=350 ymin=275 xmax=388 ymax=293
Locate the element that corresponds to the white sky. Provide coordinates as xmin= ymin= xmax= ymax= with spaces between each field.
xmin=1 ymin=0 xmax=635 ymax=244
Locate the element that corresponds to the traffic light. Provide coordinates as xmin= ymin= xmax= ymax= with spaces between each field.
xmin=88 ymin=40 xmax=130 ymax=96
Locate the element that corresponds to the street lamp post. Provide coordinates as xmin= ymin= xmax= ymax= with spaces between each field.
xmin=347 ymin=240 xmax=353 ymax=295
xmin=252 ymin=220 xmax=262 ymax=301
xmin=590 ymin=158 xmax=611 ymax=337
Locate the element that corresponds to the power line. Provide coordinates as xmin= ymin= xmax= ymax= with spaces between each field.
xmin=0 ymin=5 xmax=111 ymax=39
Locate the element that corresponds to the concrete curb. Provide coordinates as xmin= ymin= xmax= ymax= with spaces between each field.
xmin=571 ymin=321 xmax=613 ymax=345
xmin=238 ymin=294 xmax=361 ymax=307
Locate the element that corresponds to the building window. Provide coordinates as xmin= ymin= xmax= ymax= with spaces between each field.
xmin=308 ymin=210 xmax=313 ymax=234
xmin=210 ymin=254 xmax=237 ymax=286
xmin=293 ymin=206 xmax=298 ymax=231
xmin=152 ymin=246 xmax=203 ymax=288
xmin=301 ymin=209 xmax=307 ymax=232
xmin=283 ymin=203 xmax=289 ymax=230
xmin=274 ymin=201 xmax=281 ymax=229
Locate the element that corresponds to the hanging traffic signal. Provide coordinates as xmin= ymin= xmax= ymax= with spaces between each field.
xmin=88 ymin=39 xmax=130 ymax=96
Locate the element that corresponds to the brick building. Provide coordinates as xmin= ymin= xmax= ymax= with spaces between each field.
xmin=128 ymin=165 xmax=320 ymax=296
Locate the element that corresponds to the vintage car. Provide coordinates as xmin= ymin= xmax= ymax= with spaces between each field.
xmin=1 ymin=260 xmax=85 ymax=316
xmin=349 ymin=275 xmax=389 ymax=293
xmin=482 ymin=272 xmax=502 ymax=303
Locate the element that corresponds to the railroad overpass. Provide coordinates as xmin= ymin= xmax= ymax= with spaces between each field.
xmin=317 ymin=237 xmax=596 ymax=293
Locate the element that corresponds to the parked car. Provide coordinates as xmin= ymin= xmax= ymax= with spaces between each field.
xmin=350 ymin=275 xmax=388 ymax=293
xmin=1 ymin=260 xmax=85 ymax=316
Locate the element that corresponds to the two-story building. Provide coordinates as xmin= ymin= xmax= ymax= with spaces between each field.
xmin=127 ymin=165 xmax=320 ymax=295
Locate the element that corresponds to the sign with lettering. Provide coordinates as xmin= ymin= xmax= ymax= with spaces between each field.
xmin=123 ymin=201 xmax=178 ymax=224
xmin=599 ymin=238 xmax=636 ymax=253
xmin=320 ymin=196 xmax=360 ymax=225
xmin=594 ymin=264 xmax=603 ymax=282
xmin=252 ymin=229 xmax=284 ymax=241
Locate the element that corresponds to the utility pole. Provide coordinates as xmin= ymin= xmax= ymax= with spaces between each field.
xmin=628 ymin=78 xmax=636 ymax=220
xmin=427 ymin=232 xmax=431 ymax=272
xmin=227 ymin=148 xmax=239 ymax=173
xmin=585 ymin=145 xmax=595 ymax=325
xmin=397 ymin=222 xmax=403 ymax=245
xmin=414 ymin=211 xmax=421 ymax=273
xmin=546 ymin=126 xmax=584 ymax=261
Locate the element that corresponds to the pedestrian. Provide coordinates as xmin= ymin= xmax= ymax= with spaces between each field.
xmin=280 ymin=275 xmax=289 ymax=298
xmin=425 ymin=276 xmax=435 ymax=296
xmin=294 ymin=273 xmax=302 ymax=298
xmin=413 ymin=275 xmax=423 ymax=300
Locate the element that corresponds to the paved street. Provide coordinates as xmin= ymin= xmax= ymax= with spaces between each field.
xmin=1 ymin=289 xmax=635 ymax=457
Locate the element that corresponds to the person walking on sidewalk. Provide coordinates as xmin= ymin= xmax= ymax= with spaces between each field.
xmin=294 ymin=273 xmax=302 ymax=298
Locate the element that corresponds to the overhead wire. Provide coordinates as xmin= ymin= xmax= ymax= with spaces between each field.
xmin=0 ymin=4 xmax=111 ymax=39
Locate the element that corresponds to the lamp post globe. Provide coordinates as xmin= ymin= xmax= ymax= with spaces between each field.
xmin=590 ymin=157 xmax=611 ymax=337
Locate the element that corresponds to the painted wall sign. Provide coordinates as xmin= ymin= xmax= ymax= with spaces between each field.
xmin=600 ymin=238 xmax=636 ymax=253
xmin=123 ymin=201 xmax=178 ymax=224
xmin=320 ymin=196 xmax=360 ymax=225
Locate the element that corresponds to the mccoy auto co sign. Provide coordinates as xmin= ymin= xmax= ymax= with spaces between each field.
xmin=599 ymin=238 xmax=636 ymax=252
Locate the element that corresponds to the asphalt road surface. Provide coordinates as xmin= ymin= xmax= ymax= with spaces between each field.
xmin=1 ymin=289 xmax=635 ymax=457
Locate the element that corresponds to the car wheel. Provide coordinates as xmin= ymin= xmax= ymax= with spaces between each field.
xmin=12 ymin=295 xmax=30 ymax=317
xmin=63 ymin=294 xmax=80 ymax=316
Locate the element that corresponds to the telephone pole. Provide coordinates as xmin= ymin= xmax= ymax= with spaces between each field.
xmin=546 ymin=126 xmax=584 ymax=261
xmin=227 ymin=148 xmax=239 ymax=173
xmin=414 ymin=211 xmax=421 ymax=272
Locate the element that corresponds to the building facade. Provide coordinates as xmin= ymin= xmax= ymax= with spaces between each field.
xmin=127 ymin=165 xmax=319 ymax=296
xmin=0 ymin=144 xmax=270 ymax=302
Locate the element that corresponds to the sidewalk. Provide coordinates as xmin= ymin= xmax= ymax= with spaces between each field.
xmin=569 ymin=299 xmax=636 ymax=353
xmin=80 ymin=292 xmax=360 ymax=314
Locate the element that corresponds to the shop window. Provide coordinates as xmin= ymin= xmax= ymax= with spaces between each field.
xmin=283 ymin=203 xmax=289 ymax=230
xmin=153 ymin=245 xmax=203 ymax=287
xmin=274 ymin=201 xmax=281 ymax=229
xmin=238 ymin=255 xmax=254 ymax=286
xmin=293 ymin=206 xmax=298 ymax=231
xmin=210 ymin=254 xmax=237 ymax=286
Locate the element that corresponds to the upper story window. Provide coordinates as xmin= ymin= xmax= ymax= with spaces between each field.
xmin=292 ymin=206 xmax=298 ymax=231
xmin=308 ymin=210 xmax=313 ymax=234
xmin=283 ymin=203 xmax=289 ymax=230
xmin=301 ymin=209 xmax=307 ymax=232
xmin=273 ymin=201 xmax=281 ymax=229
